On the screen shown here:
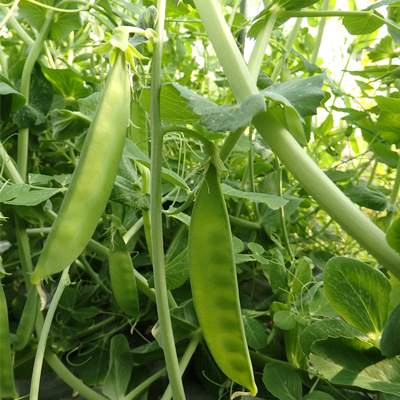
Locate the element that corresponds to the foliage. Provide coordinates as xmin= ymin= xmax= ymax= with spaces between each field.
xmin=1 ymin=0 xmax=400 ymax=399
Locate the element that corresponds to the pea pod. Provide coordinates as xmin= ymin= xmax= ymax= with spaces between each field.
xmin=109 ymin=229 xmax=140 ymax=319
xmin=188 ymin=164 xmax=257 ymax=396
xmin=0 ymin=280 xmax=18 ymax=399
xmin=31 ymin=49 xmax=130 ymax=285
xmin=13 ymin=285 xmax=39 ymax=352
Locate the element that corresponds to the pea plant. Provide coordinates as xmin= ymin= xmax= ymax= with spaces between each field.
xmin=2 ymin=0 xmax=400 ymax=399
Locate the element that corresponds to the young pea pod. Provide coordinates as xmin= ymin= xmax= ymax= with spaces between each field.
xmin=109 ymin=229 xmax=140 ymax=319
xmin=31 ymin=49 xmax=130 ymax=285
xmin=188 ymin=164 xmax=257 ymax=396
xmin=0 ymin=280 xmax=18 ymax=399
xmin=13 ymin=285 xmax=39 ymax=352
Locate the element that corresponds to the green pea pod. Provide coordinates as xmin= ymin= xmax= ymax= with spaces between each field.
xmin=31 ymin=49 xmax=130 ymax=285
xmin=109 ymin=229 xmax=140 ymax=319
xmin=0 ymin=281 xmax=18 ymax=399
xmin=188 ymin=164 xmax=257 ymax=396
xmin=13 ymin=285 xmax=39 ymax=352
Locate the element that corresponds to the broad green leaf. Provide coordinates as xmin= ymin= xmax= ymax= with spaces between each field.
xmin=300 ymin=319 xmax=370 ymax=357
xmin=389 ymin=272 xmax=400 ymax=306
xmin=51 ymin=110 xmax=91 ymax=140
xmin=263 ymin=361 xmax=302 ymax=400
xmin=123 ymin=139 xmax=189 ymax=191
xmin=4 ymin=188 xmax=62 ymax=206
xmin=260 ymin=74 xmax=325 ymax=120
xmin=102 ymin=335 xmax=132 ymax=400
xmin=308 ymin=287 xmax=339 ymax=318
xmin=310 ymin=340 xmax=400 ymax=396
xmin=0 ymin=184 xmax=30 ymax=203
xmin=372 ymin=143 xmax=399 ymax=168
xmin=221 ymin=183 xmax=287 ymax=210
xmin=40 ymin=63 xmax=92 ymax=100
xmin=172 ymin=83 xmax=266 ymax=132
xmin=387 ymin=217 xmax=400 ymax=254
xmin=12 ymin=63 xmax=53 ymax=129
xmin=242 ymin=313 xmax=268 ymax=350
xmin=139 ymin=84 xmax=199 ymax=125
xmin=325 ymin=169 xmax=355 ymax=182
xmin=324 ymin=257 xmax=392 ymax=337
xmin=273 ymin=310 xmax=296 ymax=330
xmin=302 ymin=391 xmax=335 ymax=400
xmin=262 ymin=260 xmax=288 ymax=302
xmin=291 ymin=257 xmax=313 ymax=296
xmin=78 ymin=92 xmax=102 ymax=117
xmin=129 ymin=6 xmax=158 ymax=47
xmin=380 ymin=302 xmax=400 ymax=358
xmin=0 ymin=81 xmax=25 ymax=112
xmin=343 ymin=11 xmax=384 ymax=35
xmin=71 ymin=306 xmax=101 ymax=321
xmin=375 ymin=96 xmax=400 ymax=114
xmin=377 ymin=111 xmax=400 ymax=146
xmin=110 ymin=176 xmax=150 ymax=210
xmin=18 ymin=0 xmax=50 ymax=31
xmin=349 ymin=185 xmax=392 ymax=212
xmin=50 ymin=7 xmax=82 ymax=41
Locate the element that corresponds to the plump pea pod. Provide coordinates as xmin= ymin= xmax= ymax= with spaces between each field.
xmin=188 ymin=164 xmax=257 ymax=396
xmin=0 ymin=281 xmax=18 ymax=399
xmin=31 ymin=49 xmax=130 ymax=285
xmin=109 ymin=229 xmax=140 ymax=319
xmin=13 ymin=285 xmax=39 ymax=352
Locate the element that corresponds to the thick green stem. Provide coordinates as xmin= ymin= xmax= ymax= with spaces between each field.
xmin=17 ymin=10 xmax=54 ymax=181
xmin=123 ymin=367 xmax=167 ymax=400
xmin=390 ymin=153 xmax=400 ymax=205
xmin=194 ymin=0 xmax=400 ymax=278
xmin=247 ymin=5 xmax=279 ymax=81
xmin=150 ymin=0 xmax=186 ymax=399
xmin=0 ymin=141 xmax=25 ymax=184
xmin=0 ymin=6 xmax=35 ymax=45
xmin=311 ymin=0 xmax=330 ymax=65
xmin=30 ymin=267 xmax=70 ymax=400
xmin=160 ymin=331 xmax=202 ymax=400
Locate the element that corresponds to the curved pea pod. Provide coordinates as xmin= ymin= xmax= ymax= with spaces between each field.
xmin=188 ymin=164 xmax=257 ymax=396
xmin=13 ymin=285 xmax=39 ymax=352
xmin=31 ymin=49 xmax=130 ymax=285
xmin=109 ymin=230 xmax=140 ymax=319
xmin=0 ymin=281 xmax=18 ymax=399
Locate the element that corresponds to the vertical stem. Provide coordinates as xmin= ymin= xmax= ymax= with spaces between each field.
xmin=367 ymin=159 xmax=378 ymax=187
xmin=247 ymin=5 xmax=279 ymax=82
xmin=311 ymin=0 xmax=330 ymax=65
xmin=390 ymin=153 xmax=400 ymax=205
xmin=0 ymin=6 xmax=35 ymax=45
xmin=237 ymin=0 xmax=247 ymax=55
xmin=150 ymin=1 xmax=186 ymax=399
xmin=18 ymin=10 xmax=54 ymax=181
xmin=0 ymin=44 xmax=8 ymax=77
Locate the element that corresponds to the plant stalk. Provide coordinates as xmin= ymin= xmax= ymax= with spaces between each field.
xmin=150 ymin=0 xmax=186 ymax=398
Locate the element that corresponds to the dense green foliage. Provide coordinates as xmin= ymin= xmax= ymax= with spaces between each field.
xmin=2 ymin=0 xmax=400 ymax=399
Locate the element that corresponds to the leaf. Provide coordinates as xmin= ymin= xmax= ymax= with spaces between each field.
xmin=12 ymin=63 xmax=53 ymax=129
xmin=349 ymin=185 xmax=392 ymax=211
xmin=291 ymin=257 xmax=312 ymax=297
xmin=40 ymin=63 xmax=92 ymax=100
xmin=302 ymin=391 xmax=335 ymax=400
xmin=221 ymin=183 xmax=287 ymax=210
xmin=122 ymin=139 xmax=189 ymax=191
xmin=387 ymin=217 xmax=400 ymax=254
xmin=110 ymin=176 xmax=150 ymax=210
xmin=0 ymin=81 xmax=25 ymax=112
xmin=372 ymin=143 xmax=399 ymax=168
xmin=262 ymin=361 xmax=302 ymax=400
xmin=260 ymin=74 xmax=325 ymax=120
xmin=71 ymin=306 xmax=101 ymax=321
xmin=102 ymin=335 xmax=133 ymax=400
xmin=324 ymin=257 xmax=392 ymax=337
xmin=343 ymin=10 xmax=384 ymax=35
xmin=310 ymin=341 xmax=400 ymax=396
xmin=262 ymin=260 xmax=288 ymax=302
xmin=273 ymin=310 xmax=296 ymax=330
xmin=50 ymin=6 xmax=82 ymax=41
xmin=18 ymin=0 xmax=49 ymax=31
xmin=51 ymin=110 xmax=91 ymax=140
xmin=380 ymin=302 xmax=400 ymax=358
xmin=242 ymin=313 xmax=268 ymax=350
xmin=377 ymin=111 xmax=400 ymax=146
xmin=129 ymin=6 xmax=158 ymax=47
xmin=300 ymin=319 xmax=370 ymax=357
xmin=139 ymin=84 xmax=199 ymax=125
xmin=4 ymin=188 xmax=62 ymax=206
xmin=0 ymin=184 xmax=30 ymax=202
xmin=308 ymin=287 xmax=339 ymax=318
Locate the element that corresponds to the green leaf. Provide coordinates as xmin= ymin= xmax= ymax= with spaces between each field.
xmin=343 ymin=10 xmax=384 ymax=35
xmin=262 ymin=361 xmax=302 ymax=400
xmin=4 ymin=188 xmax=62 ymax=206
xmin=348 ymin=185 xmax=392 ymax=211
xmin=291 ymin=257 xmax=313 ymax=296
xmin=51 ymin=110 xmax=91 ymax=140
xmin=262 ymin=260 xmax=288 ymax=302
xmin=40 ymin=63 xmax=92 ymax=100
xmin=0 ymin=184 xmax=30 ymax=203
xmin=273 ymin=310 xmax=296 ymax=330
xmin=122 ymin=139 xmax=189 ymax=191
xmin=380 ymin=302 xmax=400 ymax=358
xmin=139 ymin=84 xmax=199 ymax=125
xmin=310 ymin=340 xmax=400 ymax=396
xmin=242 ymin=313 xmax=268 ymax=350
xmin=308 ymin=286 xmax=339 ymax=318
xmin=0 ymin=81 xmax=25 ymax=112
xmin=71 ymin=306 xmax=101 ymax=321
xmin=302 ymin=391 xmax=335 ymax=400
xmin=12 ymin=63 xmax=53 ymax=129
xmin=260 ymin=74 xmax=325 ymax=120
xmin=389 ymin=272 xmax=400 ymax=306
xmin=372 ymin=143 xmax=399 ymax=168
xmin=300 ymin=319 xmax=370 ymax=357
xmin=324 ymin=257 xmax=392 ymax=338
xmin=18 ymin=0 xmax=49 ymax=31
xmin=50 ymin=6 xmax=82 ymax=41
xmin=102 ymin=334 xmax=132 ymax=400
xmin=110 ymin=176 xmax=150 ymax=210
xmin=387 ymin=217 xmax=400 ymax=254
xmin=78 ymin=92 xmax=102 ymax=117
xmin=221 ymin=183 xmax=287 ymax=210
xmin=377 ymin=111 xmax=400 ymax=146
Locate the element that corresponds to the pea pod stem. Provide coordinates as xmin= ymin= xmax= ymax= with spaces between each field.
xmin=30 ymin=267 xmax=70 ymax=400
xmin=150 ymin=0 xmax=185 ymax=398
